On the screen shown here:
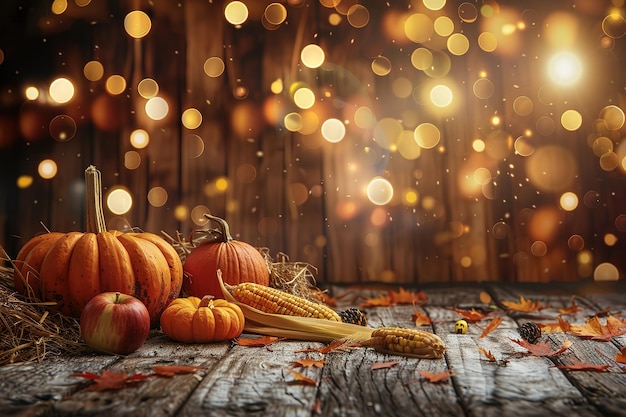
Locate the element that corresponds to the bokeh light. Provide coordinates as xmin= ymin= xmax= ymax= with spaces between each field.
xmin=224 ymin=1 xmax=248 ymax=26
xmin=107 ymin=188 xmax=133 ymax=215
xmin=38 ymin=159 xmax=58 ymax=179
xmin=130 ymin=129 xmax=150 ymax=149
xmin=49 ymin=77 xmax=74 ymax=104
xmin=548 ymin=52 xmax=582 ymax=86
xmin=366 ymin=177 xmax=394 ymax=206
xmin=124 ymin=10 xmax=152 ymax=39
xmin=145 ymin=96 xmax=169 ymax=120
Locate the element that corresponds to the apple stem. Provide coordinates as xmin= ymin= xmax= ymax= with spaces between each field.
xmin=199 ymin=295 xmax=215 ymax=309
xmin=115 ymin=292 xmax=121 ymax=304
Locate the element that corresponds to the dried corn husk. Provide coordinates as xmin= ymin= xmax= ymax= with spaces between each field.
xmin=218 ymin=271 xmax=374 ymax=343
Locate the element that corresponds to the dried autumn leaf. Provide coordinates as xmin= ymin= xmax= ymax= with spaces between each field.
xmin=557 ymin=299 xmax=580 ymax=315
xmin=371 ymin=361 xmax=399 ymax=370
xmin=478 ymin=317 xmax=503 ymax=338
xmin=540 ymin=316 xmax=572 ymax=333
xmin=569 ymin=315 xmax=626 ymax=341
xmin=479 ymin=291 xmax=492 ymax=304
xmin=153 ymin=365 xmax=201 ymax=377
xmin=389 ymin=287 xmax=428 ymax=305
xmin=296 ymin=339 xmax=348 ymax=354
xmin=510 ymin=338 xmax=572 ymax=357
xmin=73 ymin=370 xmax=150 ymax=391
xmin=616 ymin=347 xmax=626 ymax=365
xmin=418 ymin=370 xmax=452 ymax=383
xmin=286 ymin=369 xmax=317 ymax=386
xmin=235 ymin=336 xmax=282 ymax=347
xmin=552 ymin=360 xmax=612 ymax=372
xmin=502 ymin=296 xmax=549 ymax=313
xmin=360 ymin=294 xmax=393 ymax=308
xmin=478 ymin=348 xmax=496 ymax=362
xmin=292 ymin=358 xmax=325 ymax=368
xmin=412 ymin=310 xmax=431 ymax=327
xmin=454 ymin=307 xmax=488 ymax=322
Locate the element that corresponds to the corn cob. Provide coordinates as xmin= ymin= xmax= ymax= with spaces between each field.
xmin=362 ymin=327 xmax=446 ymax=359
xmin=227 ymin=282 xmax=342 ymax=322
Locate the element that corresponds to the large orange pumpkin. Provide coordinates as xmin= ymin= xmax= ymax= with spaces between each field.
xmin=14 ymin=166 xmax=183 ymax=324
xmin=182 ymin=214 xmax=269 ymax=298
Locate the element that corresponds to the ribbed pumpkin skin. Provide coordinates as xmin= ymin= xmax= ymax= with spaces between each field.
xmin=183 ymin=241 xmax=269 ymax=299
xmin=160 ymin=296 xmax=245 ymax=343
xmin=14 ymin=231 xmax=183 ymax=324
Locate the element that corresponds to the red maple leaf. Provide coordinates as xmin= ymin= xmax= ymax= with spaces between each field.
xmin=552 ymin=360 xmax=612 ymax=372
xmin=557 ymin=299 xmax=580 ymax=315
xmin=73 ymin=370 xmax=150 ymax=391
xmin=616 ymin=347 xmax=626 ymax=365
xmin=510 ymin=338 xmax=572 ymax=357
xmin=412 ymin=310 xmax=431 ymax=326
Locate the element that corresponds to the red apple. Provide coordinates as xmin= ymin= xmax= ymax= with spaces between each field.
xmin=80 ymin=292 xmax=150 ymax=355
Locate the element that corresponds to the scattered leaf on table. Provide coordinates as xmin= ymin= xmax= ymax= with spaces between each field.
xmin=412 ymin=310 xmax=431 ymax=326
xmin=292 ymin=358 xmax=325 ymax=368
xmin=286 ymin=369 xmax=317 ymax=386
xmin=478 ymin=317 xmax=503 ymax=338
xmin=360 ymin=294 xmax=392 ymax=308
xmin=454 ymin=307 xmax=489 ymax=322
xmin=557 ymin=299 xmax=580 ymax=315
xmin=478 ymin=348 xmax=496 ymax=362
xmin=73 ymin=370 xmax=150 ymax=391
xmin=540 ymin=316 xmax=572 ymax=333
xmin=418 ymin=370 xmax=452 ymax=383
xmin=616 ymin=347 xmax=626 ymax=364
xmin=153 ymin=365 xmax=201 ymax=377
xmin=389 ymin=287 xmax=428 ymax=305
xmin=552 ymin=360 xmax=612 ymax=372
xmin=502 ymin=296 xmax=549 ymax=313
xmin=479 ymin=291 xmax=492 ymax=304
xmin=235 ymin=336 xmax=282 ymax=347
xmin=296 ymin=339 xmax=349 ymax=354
xmin=510 ymin=338 xmax=572 ymax=357
xmin=569 ymin=315 xmax=626 ymax=341
xmin=371 ymin=361 xmax=399 ymax=370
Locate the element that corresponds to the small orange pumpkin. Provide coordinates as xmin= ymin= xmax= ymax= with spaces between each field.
xmin=159 ymin=295 xmax=245 ymax=343
xmin=182 ymin=214 xmax=269 ymax=298
xmin=13 ymin=166 xmax=183 ymax=324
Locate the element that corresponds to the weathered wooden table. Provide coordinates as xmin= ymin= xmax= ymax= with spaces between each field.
xmin=1 ymin=281 xmax=625 ymax=417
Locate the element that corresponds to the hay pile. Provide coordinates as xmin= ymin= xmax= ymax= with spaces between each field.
xmin=0 ymin=261 xmax=87 ymax=366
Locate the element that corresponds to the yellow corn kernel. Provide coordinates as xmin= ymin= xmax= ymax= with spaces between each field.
xmin=363 ymin=327 xmax=446 ymax=359
xmin=229 ymin=282 xmax=342 ymax=321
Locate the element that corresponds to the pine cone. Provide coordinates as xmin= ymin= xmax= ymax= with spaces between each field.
xmin=338 ymin=308 xmax=368 ymax=326
xmin=518 ymin=322 xmax=542 ymax=344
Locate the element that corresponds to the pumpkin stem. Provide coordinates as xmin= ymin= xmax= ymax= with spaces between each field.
xmin=199 ymin=295 xmax=215 ymax=309
xmin=203 ymin=214 xmax=233 ymax=242
xmin=84 ymin=165 xmax=108 ymax=234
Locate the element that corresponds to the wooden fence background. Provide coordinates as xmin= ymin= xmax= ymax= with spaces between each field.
xmin=1 ymin=0 xmax=625 ymax=284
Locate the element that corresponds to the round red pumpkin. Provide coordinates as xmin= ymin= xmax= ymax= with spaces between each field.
xmin=13 ymin=166 xmax=182 ymax=325
xmin=183 ymin=215 xmax=269 ymax=298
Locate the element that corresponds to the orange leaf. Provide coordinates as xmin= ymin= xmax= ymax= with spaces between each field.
xmin=478 ymin=348 xmax=496 ymax=362
xmin=235 ymin=336 xmax=282 ymax=347
xmin=478 ymin=317 xmax=503 ymax=338
xmin=418 ymin=370 xmax=452 ymax=383
xmin=371 ymin=361 xmax=399 ymax=370
xmin=569 ymin=315 xmax=626 ymax=341
xmin=73 ymin=370 xmax=150 ymax=391
xmin=511 ymin=338 xmax=572 ymax=357
xmin=502 ymin=296 xmax=549 ymax=313
xmin=389 ymin=287 xmax=428 ymax=305
xmin=287 ymin=369 xmax=317 ymax=386
xmin=616 ymin=347 xmax=626 ymax=364
xmin=296 ymin=339 xmax=348 ymax=354
xmin=557 ymin=299 xmax=580 ymax=315
xmin=552 ymin=360 xmax=612 ymax=372
xmin=412 ymin=311 xmax=431 ymax=327
xmin=454 ymin=307 xmax=488 ymax=322
xmin=539 ymin=316 xmax=572 ymax=333
xmin=479 ymin=291 xmax=492 ymax=304
xmin=360 ymin=294 xmax=393 ymax=308
xmin=292 ymin=358 xmax=325 ymax=368
xmin=153 ymin=365 xmax=201 ymax=377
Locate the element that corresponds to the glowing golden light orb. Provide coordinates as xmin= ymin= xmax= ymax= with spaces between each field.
xmin=124 ymin=10 xmax=152 ymax=39
xmin=224 ymin=1 xmax=249 ymax=26
xmin=49 ymin=77 xmax=75 ymax=104
xmin=548 ymin=52 xmax=582 ymax=86
xmin=107 ymin=188 xmax=133 ymax=215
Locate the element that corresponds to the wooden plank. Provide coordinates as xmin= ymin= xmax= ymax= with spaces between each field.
xmin=178 ymin=339 xmax=323 ymax=417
